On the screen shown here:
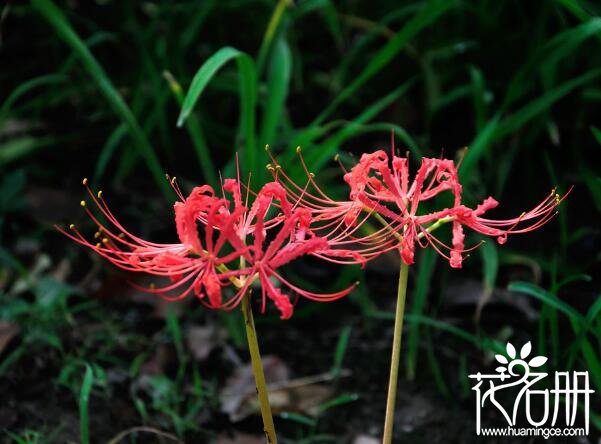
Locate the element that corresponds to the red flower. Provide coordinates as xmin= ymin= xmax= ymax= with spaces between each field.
xmin=58 ymin=177 xmax=356 ymax=319
xmin=341 ymin=149 xmax=569 ymax=267
xmin=265 ymin=147 xmax=396 ymax=265
xmin=220 ymin=178 xmax=357 ymax=319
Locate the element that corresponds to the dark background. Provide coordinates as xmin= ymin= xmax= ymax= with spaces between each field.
xmin=0 ymin=0 xmax=600 ymax=442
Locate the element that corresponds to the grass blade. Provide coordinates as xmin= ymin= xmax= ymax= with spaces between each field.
xmin=176 ymin=46 xmax=250 ymax=126
xmin=404 ymin=314 xmax=504 ymax=354
xmin=312 ymin=0 xmax=454 ymax=125
xmin=0 ymin=136 xmax=57 ymax=166
xmin=331 ymin=325 xmax=351 ymax=379
xmin=458 ymin=114 xmax=500 ymax=182
xmin=0 ymin=73 xmax=66 ymax=121
xmin=176 ymin=47 xmax=257 ymax=174
xmin=163 ymin=71 xmax=218 ymax=187
xmin=260 ymin=37 xmax=291 ymax=148
xmin=301 ymin=79 xmax=416 ymax=171
xmin=592 ymin=126 xmax=601 ymax=145
xmin=79 ymin=364 xmax=94 ymax=444
xmin=256 ymin=0 xmax=290 ymax=75
xmin=496 ymin=68 xmax=601 ymax=140
xmin=31 ymin=0 xmax=170 ymax=197
xmin=93 ymin=124 xmax=127 ymax=182
xmin=462 ymin=69 xmax=601 ymax=181
xmin=406 ymin=248 xmax=437 ymax=380
xmin=508 ymin=281 xmax=587 ymax=325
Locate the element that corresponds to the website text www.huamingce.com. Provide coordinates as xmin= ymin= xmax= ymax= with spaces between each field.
xmin=480 ymin=427 xmax=586 ymax=439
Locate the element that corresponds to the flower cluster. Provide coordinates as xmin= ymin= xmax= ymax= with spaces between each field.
xmin=268 ymin=147 xmax=568 ymax=269
xmin=60 ymin=147 xmax=567 ymax=318
xmin=58 ymin=176 xmax=356 ymax=319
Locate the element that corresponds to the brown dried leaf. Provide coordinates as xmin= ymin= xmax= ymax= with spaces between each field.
xmin=221 ymin=355 xmax=289 ymax=422
xmin=353 ymin=435 xmax=380 ymax=444
xmin=187 ymin=324 xmax=227 ymax=361
xmin=50 ymin=258 xmax=71 ymax=282
xmin=272 ymin=383 xmax=333 ymax=417
xmin=0 ymin=321 xmax=19 ymax=355
xmin=10 ymin=253 xmax=51 ymax=295
xmin=221 ymin=357 xmax=337 ymax=421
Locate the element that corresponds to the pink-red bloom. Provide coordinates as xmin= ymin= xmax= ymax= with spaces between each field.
xmin=60 ymin=147 xmax=568 ymax=317
xmin=267 ymin=148 xmax=568 ymax=269
xmin=339 ymin=149 xmax=569 ymax=267
xmin=58 ymin=177 xmax=356 ymax=319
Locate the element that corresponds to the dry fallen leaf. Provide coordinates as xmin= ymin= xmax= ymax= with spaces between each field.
xmin=186 ymin=323 xmax=228 ymax=361
xmin=0 ymin=321 xmax=19 ymax=356
xmin=353 ymin=435 xmax=380 ymax=444
xmin=271 ymin=383 xmax=334 ymax=417
xmin=221 ymin=356 xmax=339 ymax=421
xmin=10 ymin=253 xmax=51 ymax=295
xmin=221 ymin=355 xmax=290 ymax=421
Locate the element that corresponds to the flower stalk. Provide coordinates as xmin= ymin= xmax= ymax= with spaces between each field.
xmin=382 ymin=259 xmax=409 ymax=444
xmin=241 ymin=291 xmax=277 ymax=444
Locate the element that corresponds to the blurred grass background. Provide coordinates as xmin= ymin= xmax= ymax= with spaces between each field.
xmin=1 ymin=0 xmax=600 ymax=442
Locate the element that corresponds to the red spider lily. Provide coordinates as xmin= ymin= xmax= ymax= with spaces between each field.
xmin=58 ymin=177 xmax=356 ymax=319
xmin=341 ymin=149 xmax=569 ymax=267
xmin=217 ymin=177 xmax=358 ymax=319
xmin=265 ymin=147 xmax=399 ymax=265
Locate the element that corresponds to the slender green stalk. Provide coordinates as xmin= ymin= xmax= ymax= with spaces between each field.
xmin=383 ymin=260 xmax=410 ymax=444
xmin=241 ymin=293 xmax=277 ymax=444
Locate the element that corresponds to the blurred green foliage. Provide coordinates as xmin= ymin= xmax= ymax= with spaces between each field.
xmin=1 ymin=0 xmax=600 ymax=441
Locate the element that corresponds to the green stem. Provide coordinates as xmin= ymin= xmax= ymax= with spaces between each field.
xmin=383 ymin=260 xmax=410 ymax=444
xmin=241 ymin=293 xmax=277 ymax=444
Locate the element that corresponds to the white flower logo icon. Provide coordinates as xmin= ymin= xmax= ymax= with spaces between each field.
xmin=494 ymin=341 xmax=548 ymax=375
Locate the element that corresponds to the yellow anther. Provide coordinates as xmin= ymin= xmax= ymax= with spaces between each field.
xmin=296 ymin=146 xmax=301 ymax=153
xmin=69 ymin=223 xmax=76 ymax=230
xmin=309 ymin=172 xmax=315 ymax=178
xmin=266 ymin=164 xmax=274 ymax=171
xmin=171 ymin=177 xmax=177 ymax=185
xmin=265 ymin=144 xmax=270 ymax=151
xmin=97 ymin=190 xmax=103 ymax=199
xmin=334 ymin=154 xmax=340 ymax=161
xmin=94 ymin=231 xmax=101 ymax=239
xmin=95 ymin=242 xmax=101 ymax=249
xmin=149 ymin=283 xmax=155 ymax=290
xmin=80 ymin=200 xmax=86 ymax=207
xmin=82 ymin=178 xmax=88 ymax=185
xmin=102 ymin=238 xmax=109 ymax=244
xmin=118 ymin=233 xmax=125 ymax=239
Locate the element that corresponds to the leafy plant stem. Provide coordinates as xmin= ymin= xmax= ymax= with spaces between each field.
xmin=383 ymin=260 xmax=409 ymax=444
xmin=241 ymin=292 xmax=277 ymax=444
